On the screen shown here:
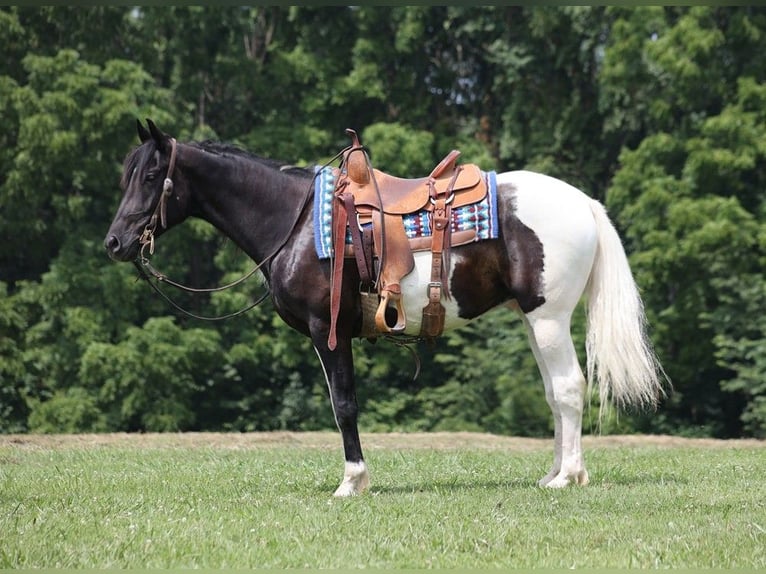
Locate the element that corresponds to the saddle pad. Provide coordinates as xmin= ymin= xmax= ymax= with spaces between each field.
xmin=313 ymin=165 xmax=498 ymax=260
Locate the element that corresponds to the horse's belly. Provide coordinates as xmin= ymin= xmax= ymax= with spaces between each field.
xmin=399 ymin=251 xmax=475 ymax=336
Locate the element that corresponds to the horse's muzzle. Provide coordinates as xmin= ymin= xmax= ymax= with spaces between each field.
xmin=104 ymin=234 xmax=138 ymax=261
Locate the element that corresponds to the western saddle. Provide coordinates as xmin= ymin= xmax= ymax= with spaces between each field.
xmin=327 ymin=129 xmax=488 ymax=350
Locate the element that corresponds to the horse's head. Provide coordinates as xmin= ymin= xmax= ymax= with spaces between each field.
xmin=104 ymin=119 xmax=186 ymax=261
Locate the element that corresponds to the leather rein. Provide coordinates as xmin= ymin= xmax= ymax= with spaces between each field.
xmin=133 ymin=138 xmax=311 ymax=321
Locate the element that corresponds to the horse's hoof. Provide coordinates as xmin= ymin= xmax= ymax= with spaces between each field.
xmin=543 ymin=475 xmax=571 ymax=488
xmin=333 ymin=461 xmax=370 ymax=497
xmin=333 ymin=482 xmax=364 ymax=497
xmin=541 ymin=468 xmax=589 ymax=488
xmin=537 ymin=470 xmax=559 ymax=487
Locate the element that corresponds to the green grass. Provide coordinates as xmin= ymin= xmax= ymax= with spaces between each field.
xmin=0 ymin=434 xmax=764 ymax=568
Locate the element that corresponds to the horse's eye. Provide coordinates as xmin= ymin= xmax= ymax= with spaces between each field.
xmin=145 ymin=171 xmax=158 ymax=182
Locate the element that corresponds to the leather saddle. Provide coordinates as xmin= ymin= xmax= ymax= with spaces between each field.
xmin=327 ymin=129 xmax=488 ymax=350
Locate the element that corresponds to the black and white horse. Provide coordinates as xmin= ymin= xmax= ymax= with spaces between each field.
xmin=105 ymin=120 xmax=665 ymax=496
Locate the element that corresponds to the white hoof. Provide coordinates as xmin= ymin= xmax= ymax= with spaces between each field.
xmin=544 ymin=474 xmax=572 ymax=488
xmin=541 ymin=468 xmax=589 ymax=488
xmin=333 ymin=461 xmax=370 ymax=497
xmin=537 ymin=469 xmax=560 ymax=487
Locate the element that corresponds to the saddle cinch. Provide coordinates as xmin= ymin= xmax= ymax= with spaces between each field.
xmin=327 ymin=129 xmax=488 ymax=350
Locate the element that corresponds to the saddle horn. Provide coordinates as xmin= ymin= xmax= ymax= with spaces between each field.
xmin=344 ymin=129 xmax=370 ymax=185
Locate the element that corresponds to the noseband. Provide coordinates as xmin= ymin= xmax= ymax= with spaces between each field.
xmin=139 ymin=137 xmax=178 ymax=257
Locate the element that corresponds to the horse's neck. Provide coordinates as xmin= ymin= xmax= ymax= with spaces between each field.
xmin=181 ymin=145 xmax=308 ymax=267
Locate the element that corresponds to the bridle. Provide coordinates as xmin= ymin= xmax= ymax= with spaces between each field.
xmin=138 ymin=137 xmax=178 ymax=258
xmin=133 ymin=137 xmax=307 ymax=321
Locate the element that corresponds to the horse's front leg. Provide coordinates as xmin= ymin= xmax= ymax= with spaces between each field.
xmin=313 ymin=336 xmax=369 ymax=496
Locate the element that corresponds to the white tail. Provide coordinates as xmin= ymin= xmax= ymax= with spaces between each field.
xmin=585 ymin=200 xmax=668 ymax=414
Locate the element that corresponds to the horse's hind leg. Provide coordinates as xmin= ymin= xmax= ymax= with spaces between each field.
xmin=522 ymin=315 xmax=562 ymax=485
xmin=313 ymin=339 xmax=370 ymax=496
xmin=523 ymin=312 xmax=589 ymax=488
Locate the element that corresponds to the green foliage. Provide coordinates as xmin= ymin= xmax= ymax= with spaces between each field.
xmin=1 ymin=44 xmax=175 ymax=285
xmin=77 ymin=317 xmax=222 ymax=431
xmin=0 ymin=283 xmax=29 ymax=432
xmin=27 ymin=387 xmax=106 ymax=433
xmin=362 ymin=123 xmax=435 ymax=176
xmin=709 ymin=275 xmax=766 ymax=437
xmin=357 ymin=309 xmax=574 ymax=437
xmin=1 ymin=7 xmax=765 ymax=437
xmin=604 ymin=12 xmax=766 ymax=435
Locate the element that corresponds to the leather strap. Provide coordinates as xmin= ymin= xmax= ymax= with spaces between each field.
xmin=328 ymin=179 xmax=349 ymax=350
xmin=341 ymin=192 xmax=374 ymax=288
xmin=420 ymin=166 xmax=461 ymax=339
xmin=420 ymin=198 xmax=449 ymax=339
xmin=362 ymin=225 xmax=374 ymax=284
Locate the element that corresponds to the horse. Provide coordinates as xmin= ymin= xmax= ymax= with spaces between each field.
xmin=105 ymin=119 xmax=666 ymax=496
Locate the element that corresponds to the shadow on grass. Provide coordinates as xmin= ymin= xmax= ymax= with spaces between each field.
xmin=359 ymin=471 xmax=688 ymax=495
xmin=595 ymin=471 xmax=688 ymax=487
xmin=369 ymin=477 xmax=536 ymax=495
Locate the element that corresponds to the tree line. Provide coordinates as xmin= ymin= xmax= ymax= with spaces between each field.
xmin=1 ymin=6 xmax=765 ymax=437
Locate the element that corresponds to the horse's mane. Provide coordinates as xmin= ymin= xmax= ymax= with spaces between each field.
xmin=193 ymin=140 xmax=312 ymax=177
xmin=120 ymin=139 xmax=312 ymax=190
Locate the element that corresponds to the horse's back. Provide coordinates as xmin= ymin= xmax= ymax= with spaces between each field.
xmin=498 ymin=170 xmax=597 ymax=238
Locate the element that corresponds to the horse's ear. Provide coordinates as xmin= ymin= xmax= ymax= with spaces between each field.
xmin=146 ymin=118 xmax=169 ymax=152
xmin=137 ymin=119 xmax=151 ymax=143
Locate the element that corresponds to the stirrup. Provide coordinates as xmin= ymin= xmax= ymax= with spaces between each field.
xmin=375 ymin=288 xmax=406 ymax=334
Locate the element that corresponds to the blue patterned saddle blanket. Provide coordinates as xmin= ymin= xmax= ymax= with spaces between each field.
xmin=313 ymin=166 xmax=498 ymax=259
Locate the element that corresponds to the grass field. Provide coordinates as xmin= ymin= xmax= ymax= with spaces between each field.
xmin=0 ymin=432 xmax=764 ymax=569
